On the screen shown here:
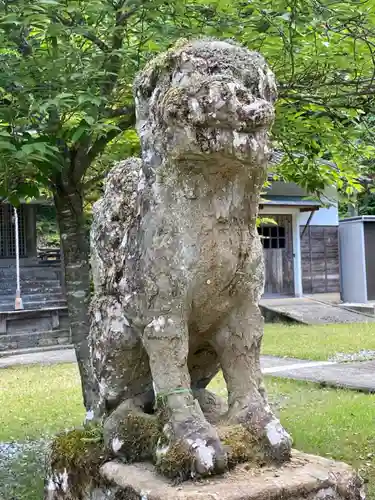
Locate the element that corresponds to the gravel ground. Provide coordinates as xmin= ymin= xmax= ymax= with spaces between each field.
xmin=329 ymin=350 xmax=375 ymax=363
xmin=0 ymin=439 xmax=49 ymax=500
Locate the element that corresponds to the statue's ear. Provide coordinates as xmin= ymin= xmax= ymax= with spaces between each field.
xmin=134 ymin=40 xmax=188 ymax=99
xmin=134 ymin=52 xmax=174 ymax=100
xmin=264 ymin=69 xmax=278 ymax=104
xmin=136 ymin=66 xmax=159 ymax=100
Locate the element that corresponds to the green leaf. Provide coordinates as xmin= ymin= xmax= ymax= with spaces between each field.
xmin=0 ymin=142 xmax=17 ymax=152
xmin=38 ymin=0 xmax=60 ymax=5
xmin=84 ymin=116 xmax=95 ymax=126
xmin=17 ymin=183 xmax=41 ymax=199
xmin=70 ymin=126 xmax=88 ymax=144
xmin=58 ymin=93 xmax=76 ymax=100
xmin=21 ymin=143 xmax=47 ymax=155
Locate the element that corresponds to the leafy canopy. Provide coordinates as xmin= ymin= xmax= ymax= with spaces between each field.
xmin=0 ymin=0 xmax=374 ymax=203
xmin=0 ymin=0 xmax=209 ymax=202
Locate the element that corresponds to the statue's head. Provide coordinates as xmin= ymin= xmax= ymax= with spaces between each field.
xmin=134 ymin=38 xmax=277 ymax=171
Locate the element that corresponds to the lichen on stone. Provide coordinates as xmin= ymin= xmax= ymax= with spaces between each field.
xmin=136 ymin=38 xmax=189 ymax=97
xmin=88 ymin=34 xmax=291 ymax=482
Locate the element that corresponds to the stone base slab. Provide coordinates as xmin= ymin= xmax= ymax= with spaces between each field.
xmin=98 ymin=450 xmax=364 ymax=500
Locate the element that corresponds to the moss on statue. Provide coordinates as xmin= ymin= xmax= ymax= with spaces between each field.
xmin=219 ymin=425 xmax=267 ymax=469
xmin=49 ymin=424 xmax=109 ymax=494
xmin=154 ymin=439 xmax=195 ymax=482
xmin=110 ymin=412 xmax=161 ymax=463
xmin=137 ymin=38 xmax=189 ymax=97
xmin=153 ymin=424 xmax=267 ymax=482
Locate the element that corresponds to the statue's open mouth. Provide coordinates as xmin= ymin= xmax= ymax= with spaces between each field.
xmin=198 ymin=122 xmax=270 ymax=133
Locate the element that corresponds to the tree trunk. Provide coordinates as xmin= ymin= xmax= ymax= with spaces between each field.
xmin=54 ymin=184 xmax=97 ymax=416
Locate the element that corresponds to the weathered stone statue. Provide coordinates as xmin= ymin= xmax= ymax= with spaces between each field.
xmin=89 ymin=37 xmax=292 ymax=477
xmin=45 ymin=39 xmax=363 ymax=500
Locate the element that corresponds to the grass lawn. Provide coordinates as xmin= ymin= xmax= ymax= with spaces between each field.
xmin=1 ymin=363 xmax=375 ymax=499
xmin=0 ymin=364 xmax=84 ymax=442
xmin=262 ymin=322 xmax=375 ymax=361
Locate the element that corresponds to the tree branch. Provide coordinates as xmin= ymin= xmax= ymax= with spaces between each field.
xmin=55 ymin=14 xmax=110 ymax=52
xmin=82 ymin=172 xmax=107 ymax=190
xmin=104 ymin=105 xmax=134 ymax=117
xmin=279 ymin=77 xmax=375 ymax=91
xmin=79 ymin=30 xmax=110 ymax=52
xmin=280 ymin=89 xmax=375 ymax=104
xmin=99 ymin=1 xmax=146 ymax=96
xmin=86 ymin=108 xmax=136 ymax=166
xmin=117 ymin=5 xmax=140 ymax=26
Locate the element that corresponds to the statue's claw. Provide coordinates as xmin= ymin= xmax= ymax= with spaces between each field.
xmin=155 ymin=416 xmax=228 ymax=479
xmin=228 ymin=399 xmax=292 ymax=463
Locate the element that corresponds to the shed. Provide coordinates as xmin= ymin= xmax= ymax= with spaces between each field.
xmin=339 ymin=216 xmax=375 ymax=303
xmin=259 ymin=180 xmax=340 ymax=297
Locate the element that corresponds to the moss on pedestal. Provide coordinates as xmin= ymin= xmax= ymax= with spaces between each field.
xmin=154 ymin=438 xmax=195 ymax=483
xmin=219 ymin=425 xmax=267 ymax=469
xmin=110 ymin=412 xmax=161 ymax=463
xmin=48 ymin=418 xmax=270 ymax=494
xmin=49 ymin=424 xmax=109 ymax=494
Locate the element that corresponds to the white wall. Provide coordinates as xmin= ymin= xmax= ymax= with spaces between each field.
xmin=339 ymin=220 xmax=367 ymax=303
xmin=299 ymin=206 xmax=338 ymax=226
xmin=263 ymin=182 xmax=339 ymax=226
xmin=299 ymin=185 xmax=339 ymax=226
xmin=261 ymin=203 xmax=339 ymax=226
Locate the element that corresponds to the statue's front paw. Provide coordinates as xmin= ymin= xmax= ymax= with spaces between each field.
xmin=155 ymin=418 xmax=227 ymax=481
xmin=228 ymin=400 xmax=292 ymax=463
xmin=263 ymin=418 xmax=292 ymax=462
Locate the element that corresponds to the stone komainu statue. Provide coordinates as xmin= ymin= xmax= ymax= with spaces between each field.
xmin=90 ymin=38 xmax=292 ymax=479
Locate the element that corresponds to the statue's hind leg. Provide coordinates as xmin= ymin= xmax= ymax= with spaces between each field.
xmin=212 ymin=301 xmax=292 ymax=462
xmin=90 ymin=295 xmax=153 ymax=418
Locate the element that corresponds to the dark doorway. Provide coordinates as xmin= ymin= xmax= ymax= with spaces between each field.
xmin=258 ymin=214 xmax=294 ymax=295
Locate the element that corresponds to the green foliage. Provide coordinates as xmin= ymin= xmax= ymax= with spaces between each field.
xmin=356 ymin=171 xmax=375 ymax=215
xmin=0 ymin=0 xmax=239 ymax=202
xmin=35 ymin=205 xmax=59 ymax=247
xmin=210 ymin=0 xmax=375 ymax=196
xmin=0 ymin=0 xmax=374 ymax=203
xmin=358 ymin=192 xmax=375 ymax=215
xmin=257 ymin=216 xmax=277 ymax=227
xmin=0 ymin=0 xmax=147 ymax=200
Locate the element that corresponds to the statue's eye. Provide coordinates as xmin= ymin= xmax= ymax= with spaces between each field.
xmin=236 ymin=88 xmax=251 ymax=103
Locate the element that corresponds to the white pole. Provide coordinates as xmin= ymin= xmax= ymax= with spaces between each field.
xmin=292 ymin=211 xmax=303 ymax=298
xmin=14 ymin=206 xmax=24 ymax=310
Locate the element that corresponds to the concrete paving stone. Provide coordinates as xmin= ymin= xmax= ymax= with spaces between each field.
xmin=260 ymin=296 xmax=375 ymax=324
xmin=1 ymin=349 xmax=375 ymax=394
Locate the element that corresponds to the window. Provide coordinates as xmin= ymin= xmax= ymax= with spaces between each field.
xmin=0 ymin=204 xmax=27 ymax=258
xmin=258 ymin=224 xmax=286 ymax=249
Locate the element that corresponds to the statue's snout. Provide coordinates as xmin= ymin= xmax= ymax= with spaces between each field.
xmin=180 ymin=78 xmax=274 ymax=133
xmin=238 ymin=97 xmax=275 ymax=130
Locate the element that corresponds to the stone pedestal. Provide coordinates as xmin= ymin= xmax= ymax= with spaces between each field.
xmin=84 ymin=451 xmax=364 ymax=500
